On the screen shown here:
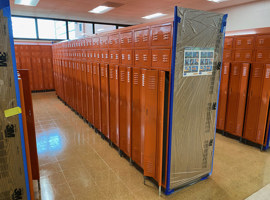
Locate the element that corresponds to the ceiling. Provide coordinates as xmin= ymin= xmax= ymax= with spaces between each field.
xmin=10 ymin=0 xmax=259 ymax=25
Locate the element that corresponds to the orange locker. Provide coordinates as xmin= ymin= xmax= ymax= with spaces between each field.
xmin=119 ymin=66 xmax=132 ymax=156
xmin=217 ymin=62 xmax=231 ymax=130
xmin=144 ymin=69 xmax=159 ymax=178
xmin=151 ymin=49 xmax=171 ymax=70
xmin=76 ymin=60 xmax=82 ymax=115
xmin=87 ymin=62 xmax=94 ymax=125
xmin=31 ymin=56 xmax=40 ymax=91
xmin=234 ymin=36 xmax=255 ymax=49
xmin=151 ymin=24 xmax=172 ymax=46
xmin=93 ymin=63 xmax=102 ymax=131
xmin=17 ymin=69 xmax=40 ymax=182
xmin=121 ymin=49 xmax=133 ymax=65
xmin=255 ymin=49 xmax=270 ymax=62
xmin=223 ymin=50 xmax=233 ymax=62
xmin=110 ymin=50 xmax=120 ymax=64
xmin=243 ymin=64 xmax=270 ymax=145
xmin=109 ymin=65 xmax=120 ymax=146
xmin=120 ymin=31 xmax=133 ymax=48
xmin=100 ymin=35 xmax=109 ymax=49
xmin=134 ymin=49 xmax=151 ymax=67
xmin=224 ymin=37 xmax=234 ymax=49
xmin=100 ymin=64 xmax=110 ymax=138
xmin=100 ymin=50 xmax=109 ymax=63
xmin=109 ymin=34 xmax=120 ymax=49
xmin=72 ymin=60 xmax=77 ymax=110
xmin=156 ymin=70 xmax=166 ymax=187
xmin=81 ymin=59 xmax=88 ymax=118
xmin=225 ymin=62 xmax=250 ymax=137
xmin=131 ymin=68 xmax=143 ymax=167
xmin=256 ymin=34 xmax=270 ymax=48
xmin=233 ymin=49 xmax=253 ymax=62
xmin=134 ymin=28 xmax=150 ymax=48
xmin=92 ymin=37 xmax=100 ymax=49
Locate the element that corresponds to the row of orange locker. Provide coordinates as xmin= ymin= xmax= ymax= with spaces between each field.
xmin=224 ymin=34 xmax=270 ymax=49
xmin=223 ymin=49 xmax=270 ymax=62
xmin=217 ymin=61 xmax=270 ymax=149
xmin=15 ymin=44 xmax=54 ymax=91
xmin=53 ymin=58 xmax=169 ymax=186
xmin=53 ymin=48 xmax=171 ymax=71
xmin=53 ymin=23 xmax=172 ymax=51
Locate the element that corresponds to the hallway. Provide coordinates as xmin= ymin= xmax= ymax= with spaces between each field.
xmin=33 ymin=92 xmax=270 ymax=200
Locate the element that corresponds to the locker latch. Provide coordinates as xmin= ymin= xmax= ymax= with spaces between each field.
xmin=216 ymin=62 xmax=221 ymax=70
xmin=212 ymin=102 xmax=216 ymax=110
xmin=5 ymin=124 xmax=16 ymax=138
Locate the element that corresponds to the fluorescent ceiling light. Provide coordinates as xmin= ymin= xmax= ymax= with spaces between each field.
xmin=14 ymin=0 xmax=40 ymax=6
xmin=97 ymin=28 xmax=104 ymax=32
xmin=142 ymin=13 xmax=166 ymax=19
xmin=208 ymin=0 xmax=227 ymax=3
xmin=89 ymin=6 xmax=113 ymax=14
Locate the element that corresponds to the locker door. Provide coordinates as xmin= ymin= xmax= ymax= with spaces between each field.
xmin=93 ymin=63 xmax=102 ymax=131
xmin=47 ymin=58 xmax=54 ymax=89
xmin=156 ymin=70 xmax=166 ymax=186
xmin=217 ymin=62 xmax=231 ymax=130
xmin=151 ymin=24 xmax=172 ymax=46
xmin=225 ymin=63 xmax=250 ymax=136
xmin=109 ymin=65 xmax=120 ymax=146
xmin=243 ymin=64 xmax=270 ymax=145
xmin=42 ymin=57 xmax=49 ymax=90
xmin=256 ymin=34 xmax=270 ymax=48
xmin=25 ymin=57 xmax=33 ymax=91
xmin=81 ymin=61 xmax=88 ymax=118
xmin=87 ymin=62 xmax=94 ymax=125
xmin=144 ymin=69 xmax=158 ymax=178
xmin=131 ymin=68 xmax=142 ymax=167
xmin=119 ymin=66 xmax=132 ymax=156
xmin=31 ymin=57 xmax=39 ymax=91
xmin=72 ymin=61 xmax=76 ymax=110
xmin=224 ymin=37 xmax=234 ymax=49
xmin=76 ymin=61 xmax=82 ymax=114
xmin=100 ymin=64 xmax=110 ymax=138
xmin=134 ymin=28 xmax=150 ymax=48
xmin=37 ymin=57 xmax=44 ymax=90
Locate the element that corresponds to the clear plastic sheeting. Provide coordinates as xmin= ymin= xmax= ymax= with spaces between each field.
xmin=168 ymin=7 xmax=226 ymax=190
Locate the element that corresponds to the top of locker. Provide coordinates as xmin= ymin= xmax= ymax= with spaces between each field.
xmin=53 ymin=17 xmax=174 ymax=50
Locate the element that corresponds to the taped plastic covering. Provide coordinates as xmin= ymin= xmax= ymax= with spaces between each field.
xmin=167 ymin=7 xmax=226 ymax=191
xmin=0 ymin=1 xmax=30 ymax=199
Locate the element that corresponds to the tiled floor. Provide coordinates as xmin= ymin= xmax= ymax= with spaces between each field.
xmin=33 ymin=92 xmax=270 ymax=200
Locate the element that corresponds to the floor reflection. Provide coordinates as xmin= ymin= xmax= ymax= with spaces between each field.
xmin=36 ymin=129 xmax=65 ymax=155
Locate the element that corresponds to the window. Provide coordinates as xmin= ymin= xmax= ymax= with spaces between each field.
xmin=118 ymin=26 xmax=127 ymax=29
xmin=95 ymin=24 xmax=116 ymax=34
xmin=68 ymin=22 xmax=93 ymax=39
xmin=38 ymin=19 xmax=67 ymax=39
xmin=12 ymin=17 xmax=37 ymax=39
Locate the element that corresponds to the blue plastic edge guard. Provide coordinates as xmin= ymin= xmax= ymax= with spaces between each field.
xmin=220 ymin=14 xmax=228 ymax=33
xmin=208 ymin=13 xmax=228 ymax=177
xmin=2 ymin=0 xmax=31 ymax=199
xmin=165 ymin=6 xmax=180 ymax=195
xmin=263 ymin=125 xmax=270 ymax=150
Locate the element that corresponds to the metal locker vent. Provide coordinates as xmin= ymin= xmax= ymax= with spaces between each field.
xmin=253 ymin=67 xmax=262 ymax=77
xmin=133 ymin=73 xmax=139 ymax=85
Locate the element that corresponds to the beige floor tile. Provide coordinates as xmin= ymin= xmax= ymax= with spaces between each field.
xmin=32 ymin=92 xmax=270 ymax=200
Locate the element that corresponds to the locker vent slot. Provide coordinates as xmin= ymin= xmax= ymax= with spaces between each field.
xmin=109 ymin=69 xmax=114 ymax=79
xmin=133 ymin=73 xmax=139 ymax=85
xmin=120 ymin=71 xmax=125 ymax=82
xmin=253 ymin=68 xmax=262 ymax=77
xmin=148 ymin=76 xmax=156 ymax=90
xmin=233 ymin=66 xmax=239 ymax=75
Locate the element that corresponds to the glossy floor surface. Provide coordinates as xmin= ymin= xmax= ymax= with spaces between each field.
xmin=33 ymin=92 xmax=270 ymax=200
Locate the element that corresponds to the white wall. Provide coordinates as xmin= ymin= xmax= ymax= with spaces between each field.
xmin=213 ymin=0 xmax=270 ymax=31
